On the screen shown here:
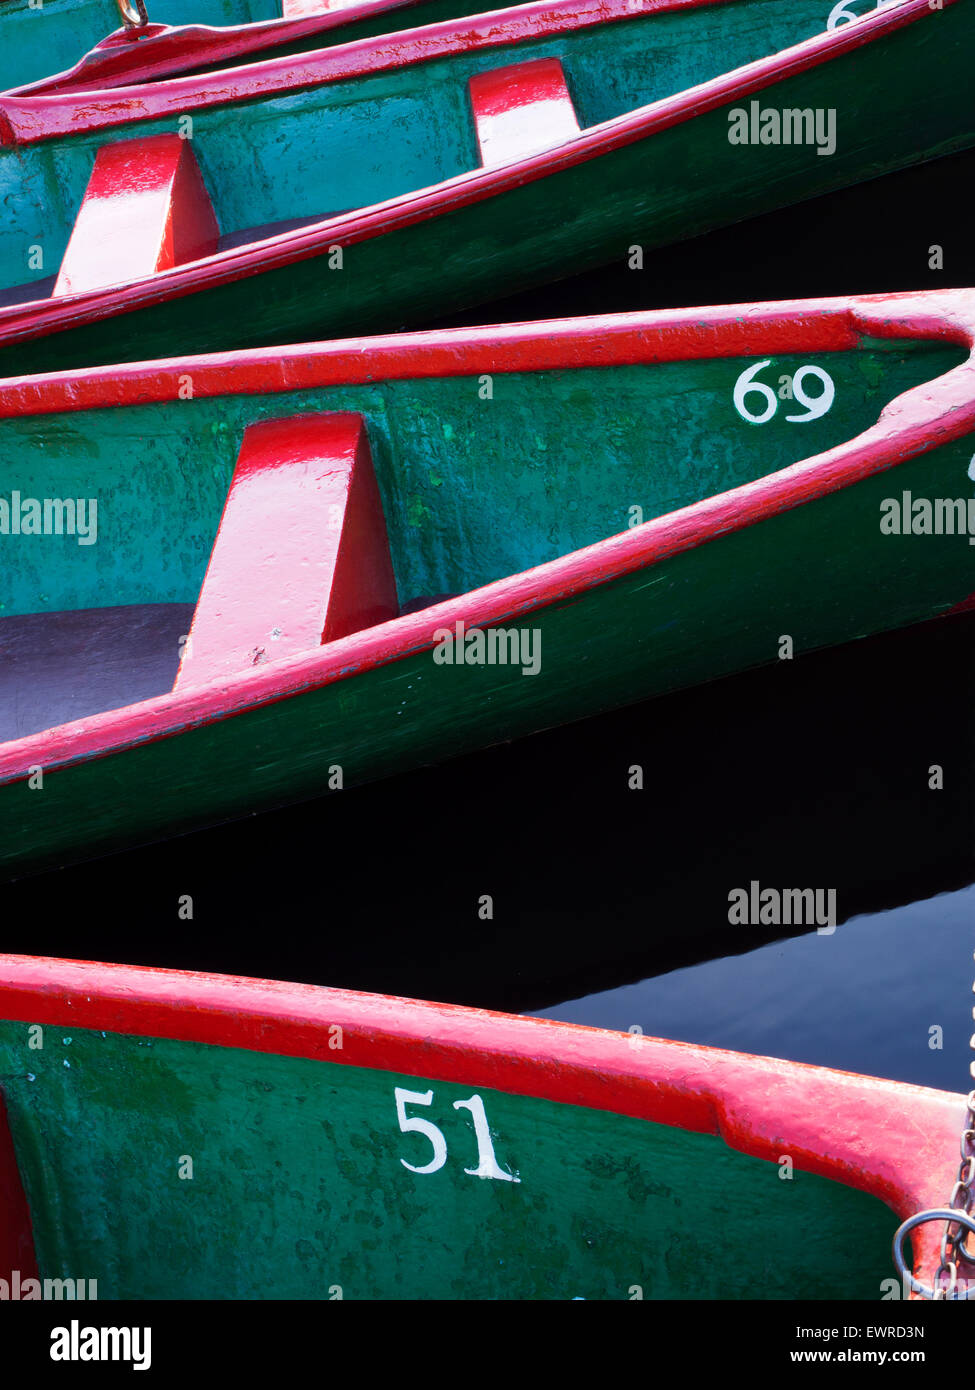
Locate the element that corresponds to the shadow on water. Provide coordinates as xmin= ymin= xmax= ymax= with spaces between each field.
xmin=427 ymin=146 xmax=975 ymax=328
xmin=5 ymin=608 xmax=974 ymax=1036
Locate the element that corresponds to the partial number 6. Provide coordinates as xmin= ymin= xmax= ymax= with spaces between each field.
xmin=828 ymin=0 xmax=899 ymax=29
xmin=827 ymin=0 xmax=861 ymax=25
xmin=733 ymin=359 xmax=777 ymax=425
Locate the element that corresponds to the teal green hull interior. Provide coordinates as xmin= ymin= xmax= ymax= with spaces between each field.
xmin=0 ymin=341 xmax=965 ymax=620
xmin=0 ymin=0 xmax=278 ymax=92
xmin=0 ymin=0 xmax=882 ymax=296
xmin=0 ymin=1020 xmax=898 ymax=1298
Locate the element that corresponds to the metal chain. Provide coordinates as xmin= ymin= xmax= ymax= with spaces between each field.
xmin=114 ymin=0 xmax=150 ymax=28
xmin=932 ymin=953 xmax=975 ymax=1298
xmin=892 ymin=950 xmax=975 ymax=1299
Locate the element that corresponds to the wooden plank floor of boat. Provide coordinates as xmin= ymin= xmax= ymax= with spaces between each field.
xmin=0 ymin=218 xmax=335 ymax=309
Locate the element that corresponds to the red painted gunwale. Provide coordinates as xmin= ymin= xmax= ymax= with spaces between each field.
xmin=0 ymin=952 xmax=965 ymax=1292
xmin=0 ymin=291 xmax=973 ymax=786
xmin=0 ymin=0 xmax=946 ymax=351
xmin=0 ymin=0 xmax=802 ymax=131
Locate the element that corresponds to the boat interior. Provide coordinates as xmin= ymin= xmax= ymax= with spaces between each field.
xmin=0 ymin=331 xmax=965 ymax=742
xmin=0 ymin=0 xmax=852 ymax=308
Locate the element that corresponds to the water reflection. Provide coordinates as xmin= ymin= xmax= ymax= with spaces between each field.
xmin=535 ymin=883 xmax=975 ymax=1091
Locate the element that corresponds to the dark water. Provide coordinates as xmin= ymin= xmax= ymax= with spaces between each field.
xmin=7 ymin=606 xmax=974 ymax=1093
xmin=6 ymin=147 xmax=975 ymax=1094
xmin=428 ymin=145 xmax=975 ymax=327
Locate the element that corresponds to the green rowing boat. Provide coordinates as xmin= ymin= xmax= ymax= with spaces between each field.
xmin=0 ymin=0 xmax=970 ymax=373
xmin=0 ymin=292 xmax=973 ymax=878
xmin=0 ymin=955 xmax=967 ymax=1300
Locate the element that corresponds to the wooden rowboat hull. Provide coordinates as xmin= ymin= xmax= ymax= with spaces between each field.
xmin=0 ymin=292 xmax=973 ymax=877
xmin=0 ymin=0 xmax=971 ymax=373
xmin=0 ymin=955 xmax=965 ymax=1299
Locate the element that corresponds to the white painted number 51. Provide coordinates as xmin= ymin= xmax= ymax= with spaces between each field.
xmin=394 ymin=1087 xmax=520 ymax=1182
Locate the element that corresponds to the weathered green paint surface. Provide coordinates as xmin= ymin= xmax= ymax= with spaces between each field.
xmin=0 ymin=1020 xmax=896 ymax=1298
xmin=0 ymin=339 xmax=972 ymax=875
xmin=1 ymin=0 xmax=971 ymax=370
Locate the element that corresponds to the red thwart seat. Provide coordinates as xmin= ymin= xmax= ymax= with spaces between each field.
xmin=280 ymin=0 xmax=333 ymax=14
xmin=54 ymin=134 xmax=220 ymax=298
xmin=174 ymin=414 xmax=399 ymax=689
xmin=469 ymin=58 xmax=581 ymax=169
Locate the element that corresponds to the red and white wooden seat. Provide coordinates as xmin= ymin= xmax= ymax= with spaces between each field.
xmin=175 ymin=414 xmax=399 ymax=689
xmin=280 ymin=0 xmax=323 ymax=15
xmin=281 ymin=0 xmax=357 ymax=14
xmin=54 ymin=134 xmax=219 ymax=298
xmin=469 ymin=58 xmax=581 ymax=169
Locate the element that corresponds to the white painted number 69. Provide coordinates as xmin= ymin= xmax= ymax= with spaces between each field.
xmin=733 ymin=360 xmax=835 ymax=425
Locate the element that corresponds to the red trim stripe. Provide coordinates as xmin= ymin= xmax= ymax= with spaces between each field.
xmin=12 ymin=0 xmax=696 ymax=96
